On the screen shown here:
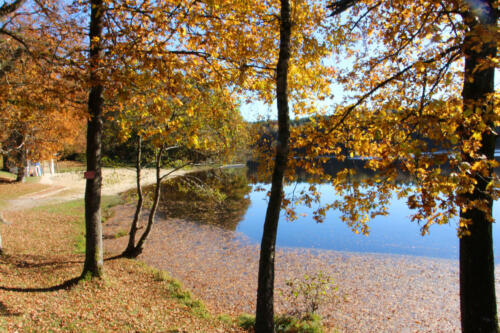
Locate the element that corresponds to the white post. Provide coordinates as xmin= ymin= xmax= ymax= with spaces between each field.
xmin=50 ymin=159 xmax=55 ymax=174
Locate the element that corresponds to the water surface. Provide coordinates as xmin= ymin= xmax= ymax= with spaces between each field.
xmin=237 ymin=183 xmax=495 ymax=259
xmin=158 ymin=168 xmax=500 ymax=259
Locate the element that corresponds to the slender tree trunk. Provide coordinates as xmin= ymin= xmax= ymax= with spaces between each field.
xmin=459 ymin=2 xmax=498 ymax=332
xmin=81 ymin=0 xmax=105 ymax=279
xmin=132 ymin=146 xmax=164 ymax=257
xmin=1 ymin=155 xmax=8 ymax=172
xmin=15 ymin=147 xmax=26 ymax=183
xmin=255 ymin=1 xmax=291 ymax=332
xmin=123 ymin=135 xmax=143 ymax=258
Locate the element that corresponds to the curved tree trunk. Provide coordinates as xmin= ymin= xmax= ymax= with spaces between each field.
xmin=459 ymin=1 xmax=498 ymax=332
xmin=255 ymin=1 xmax=291 ymax=332
xmin=81 ymin=0 xmax=105 ymax=279
xmin=130 ymin=146 xmax=164 ymax=257
xmin=122 ymin=135 xmax=144 ymax=258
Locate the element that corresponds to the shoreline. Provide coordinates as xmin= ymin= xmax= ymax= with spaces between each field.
xmin=104 ymin=203 xmax=496 ymax=332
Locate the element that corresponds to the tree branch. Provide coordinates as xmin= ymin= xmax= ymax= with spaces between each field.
xmin=159 ymin=161 xmax=193 ymax=181
xmin=325 ymin=45 xmax=461 ymax=134
xmin=0 ymin=0 xmax=26 ymax=18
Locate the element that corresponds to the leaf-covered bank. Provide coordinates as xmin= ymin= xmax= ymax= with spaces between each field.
xmin=0 ymin=181 xmax=243 ymax=332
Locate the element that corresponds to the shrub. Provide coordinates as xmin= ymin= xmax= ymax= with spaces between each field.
xmin=281 ymin=271 xmax=338 ymax=316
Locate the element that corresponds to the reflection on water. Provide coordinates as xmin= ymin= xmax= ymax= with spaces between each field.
xmin=157 ymin=164 xmax=500 ymax=259
xmin=158 ymin=168 xmax=251 ymax=231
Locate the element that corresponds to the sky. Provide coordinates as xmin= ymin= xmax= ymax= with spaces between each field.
xmin=239 ymin=82 xmax=345 ymax=122
xmin=240 ymin=69 xmax=500 ymax=123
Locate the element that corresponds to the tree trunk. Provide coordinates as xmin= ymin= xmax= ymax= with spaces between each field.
xmin=81 ymin=0 xmax=105 ymax=279
xmin=1 ymin=154 xmax=8 ymax=172
xmin=459 ymin=2 xmax=498 ymax=332
xmin=131 ymin=146 xmax=164 ymax=257
xmin=123 ymin=135 xmax=143 ymax=258
xmin=255 ymin=1 xmax=291 ymax=332
xmin=15 ymin=146 xmax=26 ymax=183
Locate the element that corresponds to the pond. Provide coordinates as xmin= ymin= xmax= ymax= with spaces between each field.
xmin=157 ymin=166 xmax=500 ymax=260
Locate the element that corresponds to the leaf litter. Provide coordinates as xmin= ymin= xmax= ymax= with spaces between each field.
xmin=105 ymin=204 xmax=500 ymax=333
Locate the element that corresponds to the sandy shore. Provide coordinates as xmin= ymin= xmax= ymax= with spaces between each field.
xmin=4 ymin=168 xmax=190 ymax=211
xmin=104 ymin=204 xmax=499 ymax=333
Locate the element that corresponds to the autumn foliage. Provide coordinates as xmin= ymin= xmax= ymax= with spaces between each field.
xmin=0 ymin=0 xmax=498 ymax=331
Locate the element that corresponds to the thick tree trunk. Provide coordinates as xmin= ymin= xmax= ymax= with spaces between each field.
xmin=123 ymin=135 xmax=144 ymax=258
xmin=459 ymin=1 xmax=498 ymax=332
xmin=255 ymin=1 xmax=291 ymax=332
xmin=81 ymin=0 xmax=105 ymax=279
xmin=131 ymin=146 xmax=164 ymax=257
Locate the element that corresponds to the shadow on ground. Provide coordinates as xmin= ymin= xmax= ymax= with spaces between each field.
xmin=0 ymin=276 xmax=80 ymax=293
xmin=0 ymin=301 xmax=22 ymax=317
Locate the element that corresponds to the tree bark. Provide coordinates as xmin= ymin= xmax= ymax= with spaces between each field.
xmin=459 ymin=1 xmax=498 ymax=332
xmin=131 ymin=146 xmax=164 ymax=257
xmin=123 ymin=135 xmax=144 ymax=258
xmin=255 ymin=1 xmax=291 ymax=332
xmin=81 ymin=0 xmax=105 ymax=279
xmin=15 ymin=147 xmax=26 ymax=183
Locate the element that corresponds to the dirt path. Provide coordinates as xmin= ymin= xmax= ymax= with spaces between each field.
xmin=4 ymin=167 xmax=189 ymax=211
xmin=0 ymin=167 xmax=191 ymax=234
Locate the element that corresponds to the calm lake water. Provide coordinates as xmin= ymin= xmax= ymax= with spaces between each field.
xmin=238 ymin=183 xmax=500 ymax=259
xmin=159 ymin=167 xmax=500 ymax=260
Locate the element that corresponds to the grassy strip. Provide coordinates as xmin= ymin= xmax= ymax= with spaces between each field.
xmin=0 ymin=171 xmax=16 ymax=181
xmin=236 ymin=313 xmax=329 ymax=333
xmin=145 ymin=265 xmax=211 ymax=319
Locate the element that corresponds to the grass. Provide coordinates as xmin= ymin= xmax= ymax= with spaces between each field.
xmin=0 ymin=179 xmax=243 ymax=332
xmin=113 ymin=229 xmax=129 ymax=238
xmin=0 ymin=170 xmax=16 ymax=181
xmin=237 ymin=313 xmax=326 ymax=333
xmin=55 ymin=160 xmax=86 ymax=173
xmin=0 ymin=171 xmax=44 ymax=183
xmin=34 ymin=195 xmax=124 ymax=254
xmin=149 ymin=267 xmax=210 ymax=319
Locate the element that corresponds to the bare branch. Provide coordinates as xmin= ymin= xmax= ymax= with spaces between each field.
xmin=326 ymin=45 xmax=461 ymax=134
xmin=327 ymin=0 xmax=357 ymax=16
xmin=0 ymin=140 xmax=24 ymax=155
xmin=0 ymin=28 xmax=30 ymax=50
xmin=159 ymin=161 xmax=194 ymax=181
